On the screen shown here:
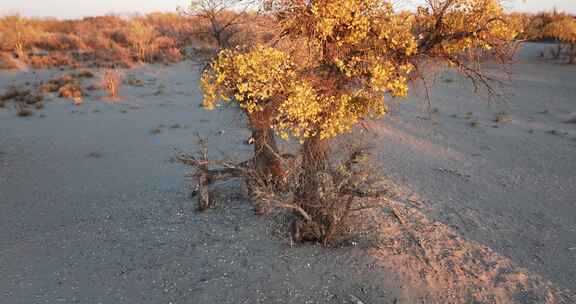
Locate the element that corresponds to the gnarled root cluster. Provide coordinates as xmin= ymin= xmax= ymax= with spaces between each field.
xmin=178 ymin=138 xmax=389 ymax=246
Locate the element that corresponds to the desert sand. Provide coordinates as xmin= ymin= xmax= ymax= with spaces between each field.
xmin=0 ymin=43 xmax=575 ymax=303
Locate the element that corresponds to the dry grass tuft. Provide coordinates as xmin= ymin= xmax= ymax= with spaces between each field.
xmin=58 ymin=83 xmax=84 ymax=105
xmin=38 ymin=74 xmax=85 ymax=105
xmin=100 ymin=69 xmax=122 ymax=101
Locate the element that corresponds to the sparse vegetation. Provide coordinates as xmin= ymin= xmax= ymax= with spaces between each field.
xmin=0 ymin=86 xmax=44 ymax=115
xmin=58 ymin=83 xmax=84 ymax=105
xmin=0 ymin=11 xmax=239 ymax=69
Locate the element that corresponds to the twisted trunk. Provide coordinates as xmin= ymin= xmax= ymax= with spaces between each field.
xmin=293 ymin=134 xmax=332 ymax=243
xmin=188 ymin=107 xmax=284 ymax=211
xmin=246 ymin=107 xmax=285 ymax=187
xmin=296 ymin=134 xmax=329 ymax=203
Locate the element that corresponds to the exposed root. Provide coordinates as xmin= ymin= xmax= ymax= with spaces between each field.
xmin=178 ymin=136 xmax=391 ymax=246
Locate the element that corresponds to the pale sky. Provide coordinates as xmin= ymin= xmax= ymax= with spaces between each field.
xmin=0 ymin=0 xmax=574 ymax=19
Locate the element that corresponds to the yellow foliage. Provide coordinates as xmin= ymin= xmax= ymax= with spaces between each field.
xmin=415 ymin=0 xmax=517 ymax=56
xmin=274 ymin=0 xmax=416 ymax=140
xmin=200 ymin=45 xmax=296 ymax=112
xmin=200 ymin=0 xmax=516 ymax=141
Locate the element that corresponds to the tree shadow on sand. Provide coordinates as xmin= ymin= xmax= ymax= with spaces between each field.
xmin=351 ymin=178 xmax=575 ymax=304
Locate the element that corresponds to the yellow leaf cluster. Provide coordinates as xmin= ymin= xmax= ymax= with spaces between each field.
xmin=274 ymin=0 xmax=416 ymax=140
xmin=200 ymin=45 xmax=296 ymax=112
xmin=416 ymin=0 xmax=517 ymax=56
xmin=274 ymin=87 xmax=388 ymax=141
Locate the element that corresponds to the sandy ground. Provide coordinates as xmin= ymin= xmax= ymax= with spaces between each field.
xmin=0 ymin=43 xmax=574 ymax=303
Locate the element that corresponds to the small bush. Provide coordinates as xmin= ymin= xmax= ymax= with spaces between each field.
xmin=28 ymin=52 xmax=76 ymax=68
xmin=58 ymin=83 xmax=84 ymax=105
xmin=0 ymin=85 xmax=45 ymax=115
xmin=125 ymin=20 xmax=156 ymax=62
xmin=494 ymin=112 xmax=512 ymax=123
xmin=100 ymin=69 xmax=122 ymax=101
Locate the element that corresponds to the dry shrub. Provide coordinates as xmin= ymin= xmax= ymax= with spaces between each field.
xmin=40 ymin=73 xmax=84 ymax=105
xmin=31 ymin=33 xmax=86 ymax=51
xmin=82 ymin=15 xmax=127 ymax=30
xmin=0 ymin=10 xmax=278 ymax=69
xmin=0 ymin=85 xmax=44 ymax=115
xmin=85 ymin=34 xmax=134 ymax=68
xmin=149 ymin=36 xmax=183 ymax=63
xmin=109 ymin=30 xmax=129 ymax=45
xmin=28 ymin=52 xmax=77 ymax=69
xmin=53 ymin=33 xmax=87 ymax=51
xmin=58 ymin=83 xmax=84 ymax=105
xmin=40 ymin=74 xmax=74 ymax=92
xmin=0 ymin=86 xmax=39 ymax=104
xmin=100 ymin=69 xmax=122 ymax=101
xmin=0 ymin=11 xmax=249 ymax=69
xmin=125 ymin=20 xmax=156 ymax=62
xmin=38 ymin=82 xmax=59 ymax=94
xmin=144 ymin=12 xmax=196 ymax=45
xmin=151 ymin=35 xmax=176 ymax=49
xmin=0 ymin=15 xmax=31 ymax=58
xmin=98 ymin=44 xmax=134 ymax=68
